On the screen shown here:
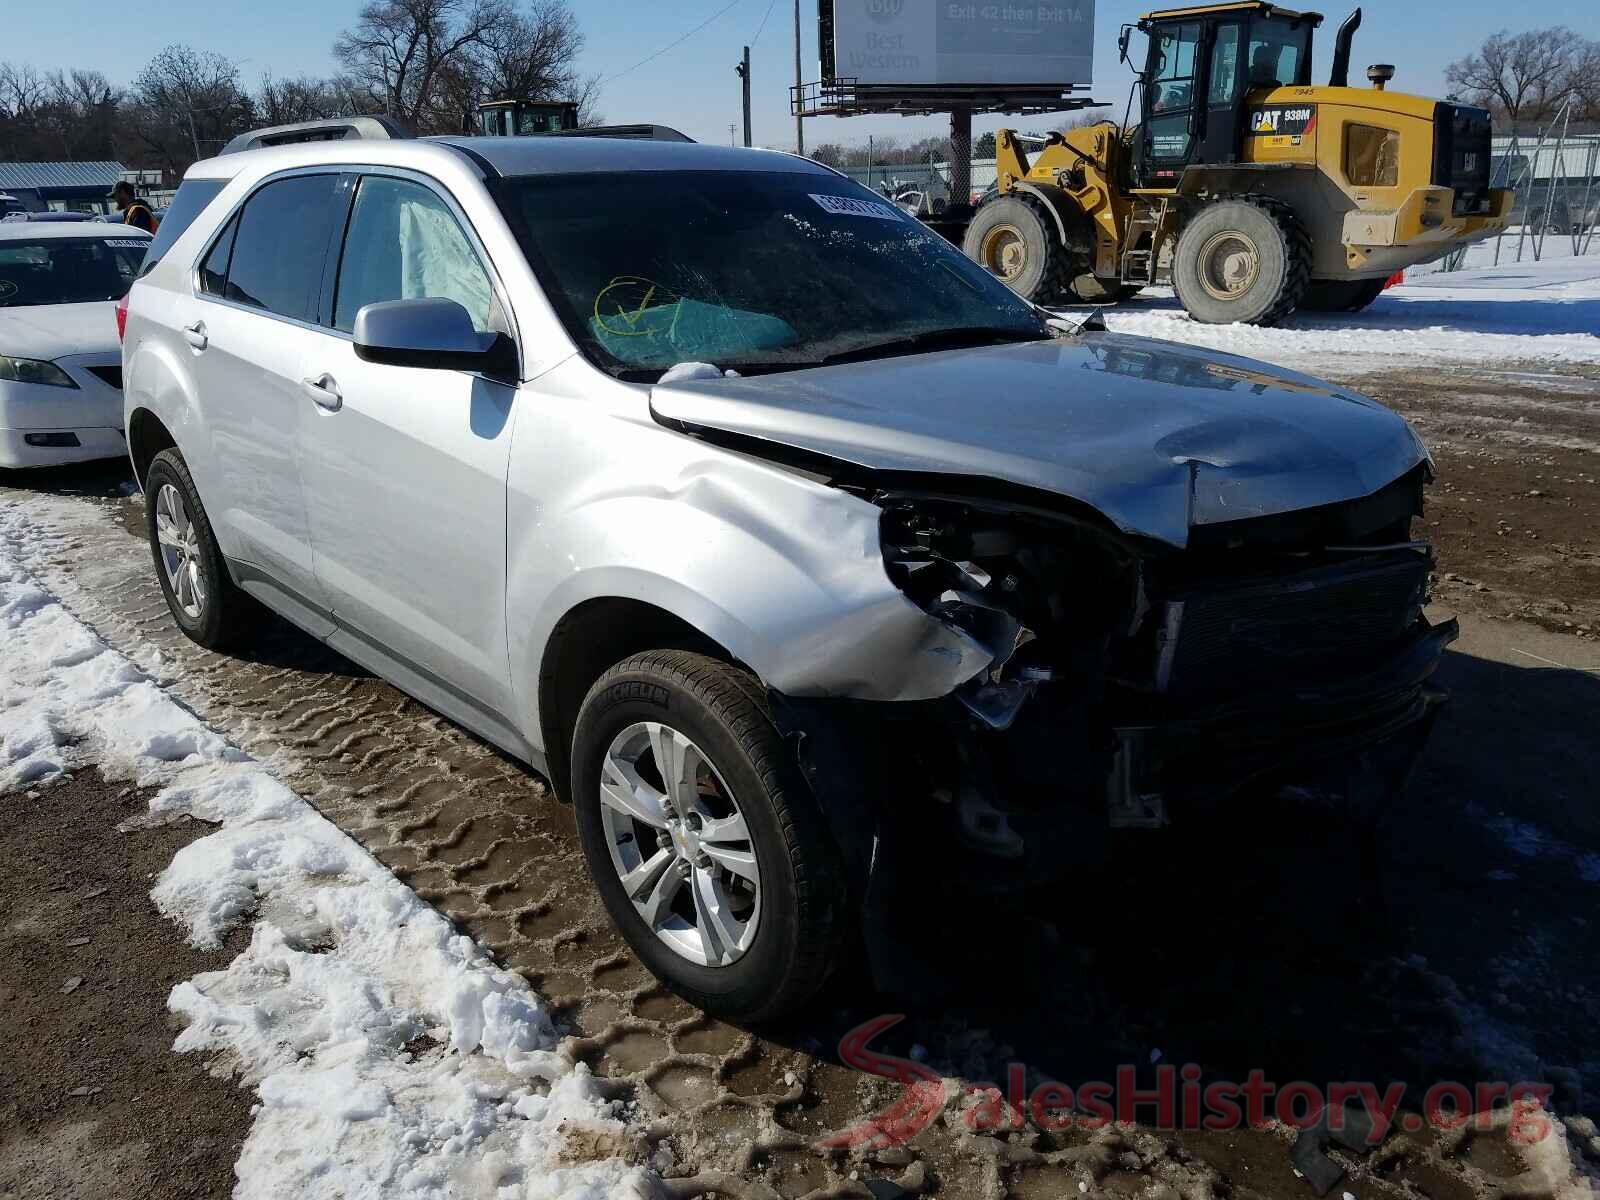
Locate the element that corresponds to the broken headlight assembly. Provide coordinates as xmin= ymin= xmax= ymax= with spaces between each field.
xmin=875 ymin=494 xmax=1144 ymax=730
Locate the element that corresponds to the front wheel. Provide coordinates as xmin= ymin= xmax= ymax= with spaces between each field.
xmin=962 ymin=194 xmax=1072 ymax=303
xmin=571 ymin=651 xmax=845 ymax=1022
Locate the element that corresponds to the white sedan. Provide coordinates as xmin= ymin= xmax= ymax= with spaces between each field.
xmin=0 ymin=222 xmax=151 ymax=467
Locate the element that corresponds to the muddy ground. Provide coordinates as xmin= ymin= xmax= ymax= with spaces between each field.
xmin=1362 ymin=364 xmax=1600 ymax=635
xmin=0 ymin=769 xmax=252 ymax=1200
xmin=1 ymin=359 xmax=1597 ymax=1199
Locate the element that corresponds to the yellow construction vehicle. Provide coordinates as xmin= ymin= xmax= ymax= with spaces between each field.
xmin=960 ymin=3 xmax=1511 ymax=324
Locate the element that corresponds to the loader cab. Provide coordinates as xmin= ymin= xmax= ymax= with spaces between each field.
xmin=1131 ymin=2 xmax=1322 ymax=188
xmin=475 ymin=98 xmax=580 ymax=137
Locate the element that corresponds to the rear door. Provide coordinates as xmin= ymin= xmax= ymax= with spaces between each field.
xmin=189 ymin=170 xmax=346 ymax=624
xmin=297 ymin=170 xmax=519 ymax=727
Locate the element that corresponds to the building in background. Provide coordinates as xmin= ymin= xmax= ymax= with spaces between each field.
xmin=0 ymin=162 xmax=130 ymax=215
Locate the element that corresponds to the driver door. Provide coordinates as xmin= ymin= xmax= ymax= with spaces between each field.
xmin=296 ymin=171 xmax=520 ymax=732
xmin=1140 ymin=21 xmax=1204 ymax=186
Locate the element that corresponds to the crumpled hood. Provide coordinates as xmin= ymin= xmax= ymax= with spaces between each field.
xmin=0 ymin=302 xmax=120 ymax=362
xmin=650 ymin=332 xmax=1428 ymax=548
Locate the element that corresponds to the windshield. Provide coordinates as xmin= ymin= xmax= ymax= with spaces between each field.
xmin=0 ymin=237 xmax=147 ymax=307
xmin=498 ymin=169 xmax=1046 ymax=379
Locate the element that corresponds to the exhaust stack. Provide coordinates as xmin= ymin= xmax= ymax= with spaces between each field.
xmin=1329 ymin=7 xmax=1362 ymax=87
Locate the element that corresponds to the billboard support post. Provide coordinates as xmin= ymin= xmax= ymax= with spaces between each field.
xmin=949 ymin=107 xmax=972 ymax=206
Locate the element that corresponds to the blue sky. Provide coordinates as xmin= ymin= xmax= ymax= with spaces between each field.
xmin=6 ymin=0 xmax=1598 ymax=150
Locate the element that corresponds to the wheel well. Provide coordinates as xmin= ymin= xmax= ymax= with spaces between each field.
xmin=127 ymin=408 xmax=177 ymax=489
xmin=537 ymin=598 xmax=739 ymax=804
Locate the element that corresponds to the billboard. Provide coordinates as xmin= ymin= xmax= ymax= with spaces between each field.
xmin=828 ymin=0 xmax=1096 ymax=89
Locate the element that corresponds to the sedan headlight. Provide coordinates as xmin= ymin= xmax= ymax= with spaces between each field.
xmin=0 ymin=355 xmax=79 ymax=388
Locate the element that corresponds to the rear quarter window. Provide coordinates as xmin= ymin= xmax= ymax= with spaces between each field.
xmin=138 ymin=178 xmax=227 ymax=278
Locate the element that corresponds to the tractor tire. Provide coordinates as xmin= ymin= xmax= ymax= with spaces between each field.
xmin=962 ymin=194 xmax=1075 ymax=304
xmin=1171 ymin=196 xmax=1311 ymax=326
xmin=1301 ymin=278 xmax=1387 ymax=313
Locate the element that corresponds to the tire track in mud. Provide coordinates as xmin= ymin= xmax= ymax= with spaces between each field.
xmin=3 ymin=487 xmax=1591 ymax=1200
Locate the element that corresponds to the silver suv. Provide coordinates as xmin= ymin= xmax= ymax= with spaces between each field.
xmin=123 ymin=129 xmax=1455 ymax=1020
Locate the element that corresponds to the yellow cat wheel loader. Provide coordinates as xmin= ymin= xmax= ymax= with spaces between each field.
xmin=959 ymin=3 xmax=1511 ymax=325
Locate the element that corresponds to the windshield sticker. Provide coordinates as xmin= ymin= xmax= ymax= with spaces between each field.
xmin=809 ymin=194 xmax=904 ymax=222
xmin=104 ymin=239 xmax=148 ymax=248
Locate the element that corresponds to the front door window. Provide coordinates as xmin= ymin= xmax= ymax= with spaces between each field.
xmin=1148 ymin=22 xmax=1202 ymax=164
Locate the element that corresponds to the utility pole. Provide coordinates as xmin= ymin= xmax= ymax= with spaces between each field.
xmin=729 ymin=124 xmax=737 ymax=146
xmin=793 ymin=0 xmax=805 ymax=156
xmin=735 ymin=46 xmax=752 ymax=147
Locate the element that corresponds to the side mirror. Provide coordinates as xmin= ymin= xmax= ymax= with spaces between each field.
xmin=1118 ymin=25 xmax=1133 ymax=67
xmin=352 ymin=297 xmax=517 ymax=378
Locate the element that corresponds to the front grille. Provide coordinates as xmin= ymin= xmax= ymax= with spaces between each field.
xmin=1434 ymin=102 xmax=1494 ymax=216
xmin=86 ymin=365 xmax=122 ymax=390
xmin=1157 ymin=552 xmax=1430 ymax=700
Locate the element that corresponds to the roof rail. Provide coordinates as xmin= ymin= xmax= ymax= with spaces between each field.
xmin=545 ymin=124 xmax=695 ymax=143
xmin=220 ymin=115 xmax=413 ymax=156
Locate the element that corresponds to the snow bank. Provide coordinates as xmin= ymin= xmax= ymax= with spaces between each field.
xmin=0 ymin=521 xmax=648 ymax=1200
xmin=1099 ymin=254 xmax=1600 ymax=375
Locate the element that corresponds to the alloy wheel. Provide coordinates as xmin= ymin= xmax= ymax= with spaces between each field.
xmin=154 ymin=483 xmax=207 ymax=620
xmin=598 ymin=721 xmax=761 ymax=967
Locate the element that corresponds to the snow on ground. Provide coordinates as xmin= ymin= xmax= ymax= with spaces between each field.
xmin=0 ymin=509 xmax=648 ymax=1199
xmin=1101 ymin=251 xmax=1600 ymax=376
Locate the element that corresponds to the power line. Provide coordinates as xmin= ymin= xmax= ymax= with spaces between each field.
xmin=602 ymin=0 xmax=748 ymax=85
xmin=749 ymin=0 xmax=780 ymax=48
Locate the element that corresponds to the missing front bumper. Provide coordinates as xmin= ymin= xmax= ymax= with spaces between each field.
xmin=1107 ymin=617 xmax=1459 ymax=828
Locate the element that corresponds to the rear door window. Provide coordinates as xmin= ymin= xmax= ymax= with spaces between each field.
xmin=199 ymin=214 xmax=239 ymax=296
xmin=137 ymin=178 xmax=225 ymax=278
xmin=223 ymin=174 xmax=342 ymax=323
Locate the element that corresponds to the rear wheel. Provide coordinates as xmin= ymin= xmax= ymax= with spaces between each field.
xmin=1301 ymin=278 xmax=1386 ymax=313
xmin=962 ymin=194 xmax=1073 ymax=303
xmin=144 ymin=448 xmax=254 ymax=650
xmin=571 ymin=651 xmax=844 ymax=1022
xmin=1172 ymin=196 xmax=1311 ymax=326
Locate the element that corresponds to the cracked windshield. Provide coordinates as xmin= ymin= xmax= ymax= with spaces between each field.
xmin=499 ymin=169 xmax=1046 ymax=379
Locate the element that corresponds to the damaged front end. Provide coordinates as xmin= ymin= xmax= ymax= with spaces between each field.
xmin=773 ymin=463 xmax=1455 ymax=946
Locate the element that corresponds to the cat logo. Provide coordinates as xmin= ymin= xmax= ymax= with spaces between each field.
xmin=1248 ymin=105 xmax=1316 ymax=137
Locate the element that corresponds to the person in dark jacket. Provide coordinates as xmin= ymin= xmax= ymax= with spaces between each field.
xmin=108 ymin=181 xmax=155 ymax=232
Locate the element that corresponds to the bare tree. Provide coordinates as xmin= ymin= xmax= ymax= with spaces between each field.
xmin=0 ymin=63 xmax=122 ymax=161
xmin=0 ymin=62 xmax=50 ymax=119
xmin=334 ymin=0 xmax=509 ymax=131
xmin=1445 ymin=28 xmax=1576 ymax=126
xmin=473 ymin=0 xmax=582 ymax=100
xmin=43 ymin=70 xmax=120 ymax=159
xmin=129 ymin=46 xmax=253 ymax=176
xmin=1562 ymin=40 xmax=1600 ymax=124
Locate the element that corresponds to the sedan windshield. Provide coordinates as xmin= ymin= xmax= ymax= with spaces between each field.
xmin=497 ymin=169 xmax=1047 ymax=379
xmin=0 ymin=238 xmax=147 ymax=308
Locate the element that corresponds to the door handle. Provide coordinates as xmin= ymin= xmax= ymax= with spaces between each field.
xmin=301 ymin=373 xmax=342 ymax=411
xmin=182 ymin=321 xmax=207 ymax=351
